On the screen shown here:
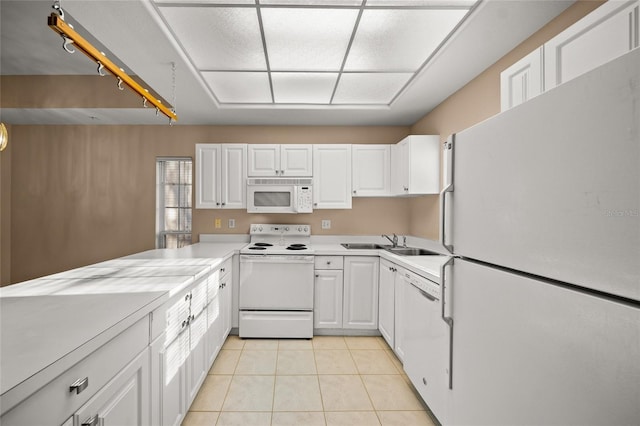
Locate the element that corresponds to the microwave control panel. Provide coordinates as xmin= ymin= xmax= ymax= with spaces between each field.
xmin=297 ymin=186 xmax=313 ymax=213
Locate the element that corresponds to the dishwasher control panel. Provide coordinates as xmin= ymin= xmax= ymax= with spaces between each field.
xmin=405 ymin=270 xmax=440 ymax=300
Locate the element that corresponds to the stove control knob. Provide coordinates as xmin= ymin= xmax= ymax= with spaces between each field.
xmin=304 ymin=226 xmax=309 ymax=232
xmin=297 ymin=226 xmax=302 ymax=232
xmin=285 ymin=226 xmax=290 ymax=231
xmin=258 ymin=226 xmax=263 ymax=232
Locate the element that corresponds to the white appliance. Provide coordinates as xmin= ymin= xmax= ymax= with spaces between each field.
xmin=434 ymin=49 xmax=640 ymax=425
xmin=401 ymin=269 xmax=450 ymax=423
xmin=239 ymin=224 xmax=314 ymax=338
xmin=246 ymin=178 xmax=313 ymax=213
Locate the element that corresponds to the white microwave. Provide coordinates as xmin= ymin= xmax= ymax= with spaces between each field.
xmin=246 ymin=178 xmax=313 ymax=213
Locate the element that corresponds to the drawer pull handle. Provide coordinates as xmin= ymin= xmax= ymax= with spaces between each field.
xmin=70 ymin=377 xmax=89 ymax=394
xmin=82 ymin=415 xmax=98 ymax=426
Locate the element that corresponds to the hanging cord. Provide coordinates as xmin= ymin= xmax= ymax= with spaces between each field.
xmin=170 ymin=62 xmax=177 ymax=125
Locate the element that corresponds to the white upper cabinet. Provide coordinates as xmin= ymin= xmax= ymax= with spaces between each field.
xmin=195 ymin=144 xmax=247 ymax=209
xmin=500 ymin=47 xmax=544 ymax=111
xmin=545 ymin=0 xmax=639 ymax=90
xmin=312 ymin=144 xmax=352 ymax=209
xmin=501 ymin=0 xmax=640 ymax=111
xmin=352 ymin=144 xmax=392 ymax=197
xmin=248 ymin=144 xmax=312 ymax=177
xmin=391 ymin=135 xmax=440 ymax=196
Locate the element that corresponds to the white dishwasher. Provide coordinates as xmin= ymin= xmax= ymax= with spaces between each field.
xmin=402 ymin=269 xmax=451 ymax=425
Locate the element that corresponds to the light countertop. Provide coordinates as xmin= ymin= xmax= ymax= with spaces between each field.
xmin=0 ymin=237 xmax=447 ymax=409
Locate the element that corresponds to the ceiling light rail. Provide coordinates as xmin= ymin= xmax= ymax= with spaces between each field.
xmin=47 ymin=5 xmax=178 ymax=123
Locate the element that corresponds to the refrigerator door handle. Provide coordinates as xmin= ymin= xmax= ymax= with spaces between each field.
xmin=440 ymin=257 xmax=455 ymax=389
xmin=440 ymin=136 xmax=455 ymax=253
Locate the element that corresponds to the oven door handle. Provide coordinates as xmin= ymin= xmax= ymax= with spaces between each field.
xmin=240 ymin=255 xmax=315 ymax=263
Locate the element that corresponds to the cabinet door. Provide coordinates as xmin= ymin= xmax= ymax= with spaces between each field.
xmin=161 ymin=332 xmax=189 ymax=426
xmin=312 ymin=145 xmax=352 ymax=209
xmin=392 ymin=135 xmax=440 ymax=195
xmin=378 ymin=259 xmax=396 ymax=348
xmin=74 ymin=348 xmax=150 ymax=426
xmin=195 ymin=144 xmax=221 ymax=208
xmin=343 ymin=257 xmax=379 ymax=329
xmin=391 ymin=140 xmax=408 ymax=194
xmin=186 ymin=312 xmax=208 ymax=407
xmin=393 ymin=269 xmax=406 ymax=363
xmin=221 ymin=271 xmax=233 ymax=337
xmin=248 ymin=145 xmax=280 ymax=176
xmin=500 ymin=47 xmax=544 ymax=111
xmin=545 ymin=0 xmax=640 ymax=90
xmin=314 ymin=269 xmax=344 ymax=329
xmin=221 ymin=144 xmax=247 ymax=209
xmin=206 ymin=290 xmax=223 ymax=367
xmin=281 ymin=144 xmax=313 ymax=176
xmin=352 ymin=145 xmax=391 ymax=196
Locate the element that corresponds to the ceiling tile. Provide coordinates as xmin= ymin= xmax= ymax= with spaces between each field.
xmin=271 ymin=73 xmax=338 ymax=103
xmin=155 ymin=0 xmax=256 ymax=3
xmin=261 ymin=8 xmax=359 ymax=71
xmin=159 ymin=7 xmax=266 ymax=70
xmin=202 ymin=72 xmax=272 ymax=103
xmin=332 ymin=72 xmax=412 ymax=104
xmin=344 ymin=8 xmax=468 ymax=71
xmin=260 ymin=0 xmax=363 ymax=6
xmin=364 ymin=0 xmax=476 ymax=6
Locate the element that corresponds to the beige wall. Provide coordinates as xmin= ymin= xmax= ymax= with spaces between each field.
xmin=2 ymin=0 xmax=605 ymax=284
xmin=9 ymin=125 xmax=409 ymax=283
xmin=407 ymin=0 xmax=605 ymax=240
xmin=0 ymin=123 xmax=11 ymax=286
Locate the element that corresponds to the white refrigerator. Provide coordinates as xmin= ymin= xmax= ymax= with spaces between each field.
xmin=439 ymin=48 xmax=640 ymax=425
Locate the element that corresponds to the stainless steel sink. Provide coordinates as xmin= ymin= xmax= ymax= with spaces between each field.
xmin=340 ymin=243 xmax=383 ymax=249
xmin=385 ymin=247 xmax=440 ymax=256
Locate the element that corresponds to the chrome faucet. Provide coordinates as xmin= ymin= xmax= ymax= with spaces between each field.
xmin=382 ymin=233 xmax=398 ymax=247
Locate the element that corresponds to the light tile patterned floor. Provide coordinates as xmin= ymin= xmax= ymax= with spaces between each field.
xmin=182 ymin=335 xmax=437 ymax=426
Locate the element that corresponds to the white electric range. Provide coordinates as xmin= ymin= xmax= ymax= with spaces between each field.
xmin=239 ymin=224 xmax=315 ymax=338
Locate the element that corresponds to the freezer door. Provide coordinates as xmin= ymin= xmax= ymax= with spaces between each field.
xmin=447 ymin=49 xmax=639 ymax=301
xmin=450 ymin=259 xmax=640 ymax=425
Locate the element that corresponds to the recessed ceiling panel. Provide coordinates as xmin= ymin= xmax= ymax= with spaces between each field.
xmin=261 ymin=8 xmax=359 ymax=71
xmin=202 ymin=72 xmax=272 ymax=103
xmin=260 ymin=0 xmax=363 ymax=6
xmin=365 ymin=0 xmax=476 ymax=6
xmin=272 ymin=73 xmax=338 ymax=103
xmin=159 ymin=7 xmax=266 ymax=70
xmin=333 ymin=72 xmax=412 ymax=104
xmin=344 ymin=8 xmax=468 ymax=71
xmin=155 ymin=0 xmax=256 ymax=3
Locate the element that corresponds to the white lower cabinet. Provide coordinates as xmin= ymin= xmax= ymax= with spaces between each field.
xmin=74 ymin=348 xmax=150 ymax=426
xmin=0 ymin=316 xmax=150 ymax=426
xmin=394 ymin=266 xmax=407 ymax=363
xmin=378 ymin=259 xmax=396 ymax=348
xmin=314 ymin=269 xmax=344 ymax=329
xmin=343 ymin=257 xmax=379 ymax=330
xmin=314 ymin=256 xmax=379 ymax=331
xmin=158 ymin=261 xmax=234 ymax=426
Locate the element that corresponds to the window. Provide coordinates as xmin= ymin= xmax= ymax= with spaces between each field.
xmin=156 ymin=157 xmax=193 ymax=249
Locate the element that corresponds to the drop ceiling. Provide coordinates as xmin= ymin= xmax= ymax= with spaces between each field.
xmin=0 ymin=0 xmax=574 ymax=125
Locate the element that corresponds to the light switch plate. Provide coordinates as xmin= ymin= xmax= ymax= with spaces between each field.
xmin=215 ymin=218 xmax=221 ymax=229
xmin=321 ymin=220 xmax=331 ymax=229
xmin=228 ymin=219 xmax=236 ymax=229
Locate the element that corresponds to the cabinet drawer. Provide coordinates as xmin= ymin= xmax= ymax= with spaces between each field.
xmin=1 ymin=316 xmax=149 ymax=426
xmin=165 ymin=293 xmax=191 ymax=345
xmin=218 ymin=258 xmax=232 ymax=279
xmin=315 ymin=256 xmax=343 ymax=270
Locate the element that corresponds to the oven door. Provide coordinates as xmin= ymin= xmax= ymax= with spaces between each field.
xmin=246 ymin=184 xmax=296 ymax=213
xmin=239 ymin=255 xmax=314 ymax=309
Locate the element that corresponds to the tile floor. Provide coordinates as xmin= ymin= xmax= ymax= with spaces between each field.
xmin=182 ymin=335 xmax=437 ymax=426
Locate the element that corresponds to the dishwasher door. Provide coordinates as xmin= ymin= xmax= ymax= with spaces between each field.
xmin=402 ymin=274 xmax=451 ymax=424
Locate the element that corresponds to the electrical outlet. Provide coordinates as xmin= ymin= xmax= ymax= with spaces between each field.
xmin=215 ymin=218 xmax=221 ymax=229
xmin=228 ymin=219 xmax=236 ymax=229
xmin=321 ymin=219 xmax=331 ymax=229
